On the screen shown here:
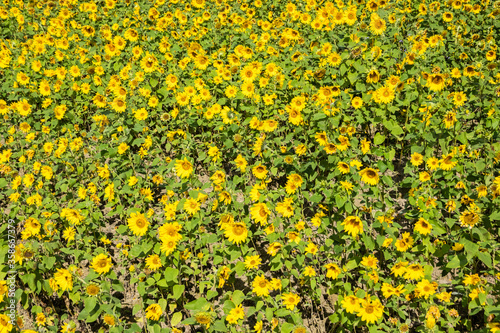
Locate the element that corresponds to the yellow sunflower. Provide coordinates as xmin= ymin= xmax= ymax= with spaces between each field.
xmin=341 ymin=216 xmax=364 ymax=237
xmin=224 ymin=222 xmax=248 ymax=245
xmin=91 ymin=253 xmax=112 ymax=274
xmin=127 ymin=212 xmax=149 ymax=236
xmin=359 ymin=167 xmax=380 ymax=185
xmin=175 ymin=158 xmax=193 ymax=179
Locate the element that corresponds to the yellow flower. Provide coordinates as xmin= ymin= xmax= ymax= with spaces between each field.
xmin=145 ymin=304 xmax=163 ymax=321
xmin=175 ymin=158 xmax=193 ymax=179
xmin=54 ymin=268 xmax=73 ymax=291
xmin=224 ymin=222 xmax=248 ymax=245
xmin=357 ymin=297 xmax=384 ymax=324
xmin=127 ymin=212 xmax=149 ymax=236
xmin=145 ymin=254 xmax=163 ymax=271
xmin=304 ymin=242 xmax=318 ymax=255
xmin=341 ymin=295 xmax=361 ymax=313
xmin=134 ymin=108 xmax=148 ymax=121
xmin=282 ymin=293 xmax=300 ymax=310
xmin=252 ymin=164 xmax=268 ymax=179
xmin=303 ymin=266 xmax=316 ymax=277
xmin=341 ymin=216 xmax=364 ymax=238
xmin=359 ymin=167 xmax=379 ymax=185
xmin=414 ymin=218 xmax=432 ymax=235
xmin=91 ymin=253 xmax=112 ymax=274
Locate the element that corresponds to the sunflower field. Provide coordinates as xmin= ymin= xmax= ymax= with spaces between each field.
xmin=1 ymin=0 xmax=500 ymax=332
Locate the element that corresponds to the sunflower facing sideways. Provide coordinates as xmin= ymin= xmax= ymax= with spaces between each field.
xmin=175 ymin=157 xmax=194 ymax=179
xmin=359 ymin=167 xmax=380 ymax=185
xmin=341 ymin=216 xmax=364 ymax=238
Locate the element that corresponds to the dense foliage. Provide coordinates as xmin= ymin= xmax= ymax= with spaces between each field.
xmin=1 ymin=0 xmax=500 ymax=332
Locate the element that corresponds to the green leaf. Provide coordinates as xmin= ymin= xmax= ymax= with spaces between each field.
xmin=374 ymin=133 xmax=386 ymax=145
xmin=490 ymin=212 xmax=500 ymax=221
xmin=84 ymin=297 xmax=97 ymax=312
xmin=231 ymin=290 xmax=245 ymax=305
xmin=309 ymin=193 xmax=323 ymax=203
xmin=184 ymin=298 xmax=209 ymax=311
xmin=171 ymin=312 xmax=183 ymax=326
xmin=275 ymin=308 xmax=290 ymax=317
xmin=477 ymin=252 xmax=492 ymax=268
xmin=383 ymin=119 xmax=404 ymax=137
xmin=165 ymin=268 xmax=179 ymax=282
xmin=173 ymin=284 xmax=185 ymax=300
xmin=461 ymin=238 xmax=480 ymax=261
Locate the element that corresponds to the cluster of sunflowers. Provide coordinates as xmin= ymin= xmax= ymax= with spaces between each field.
xmin=1 ymin=0 xmax=500 ymax=332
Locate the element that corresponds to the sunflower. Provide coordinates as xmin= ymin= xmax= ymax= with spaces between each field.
xmin=250 ymin=202 xmax=270 ymax=225
xmin=410 ymin=152 xmax=424 ymax=166
xmin=357 ymin=298 xmax=384 ymax=324
xmin=127 ymin=212 xmax=149 ymax=236
xmin=459 ymin=210 xmax=480 ymax=228
xmin=324 ymin=143 xmax=337 ymax=154
xmin=145 ymin=304 xmax=163 ymax=321
xmin=54 ymin=268 xmax=73 ymax=291
xmin=183 ymin=198 xmax=201 ymax=216
xmin=195 ymin=312 xmax=213 ymax=329
xmin=341 ymin=295 xmax=360 ymax=313
xmin=359 ymin=167 xmax=380 ymax=185
xmin=415 ymin=279 xmax=437 ymax=299
xmin=337 ymin=162 xmax=350 ymax=174
xmin=486 ymin=50 xmax=496 ymax=61
xmin=240 ymin=65 xmax=259 ymax=82
xmin=395 ymin=232 xmax=414 ymax=252
xmin=226 ymin=304 xmax=245 ymax=324
xmin=414 ymin=218 xmax=432 ymax=235
xmin=341 ymin=216 xmax=364 ymax=237
xmin=351 ymin=96 xmax=363 ymax=109
xmin=376 ymin=86 xmax=395 ymax=104
xmin=443 ymin=112 xmax=457 ymax=129
xmin=158 ymin=222 xmax=182 ymax=242
xmin=282 ymin=293 xmax=300 ymax=310
xmin=252 ymin=164 xmax=268 ymax=179
xmin=86 ymin=284 xmax=100 ymax=296
xmin=404 ymin=263 xmax=424 ymax=280
xmin=427 ymin=74 xmax=446 ymax=91
xmin=244 ymin=255 xmax=261 ymax=269
xmin=453 ymin=91 xmax=467 ymax=107
xmin=252 ymin=275 xmax=270 ymax=296
xmin=267 ymin=242 xmax=282 ymax=256
xmin=325 ymin=263 xmax=341 ymax=279
xmin=91 ymin=253 xmax=112 ymax=274
xmin=175 ymin=158 xmax=193 ymax=179
xmin=145 ymin=254 xmax=163 ymax=271
xmin=439 ymin=154 xmax=457 ymax=171
xmin=103 ymin=314 xmax=115 ymax=326
xmin=442 ymin=12 xmax=453 ymax=22
xmin=241 ymin=81 xmax=255 ymax=98
xmin=160 ymin=239 xmax=177 ymax=255
xmin=366 ymin=69 xmax=380 ymax=83
xmin=369 ymin=14 xmax=386 ymax=35
xmin=224 ymin=222 xmax=248 ymax=245
xmin=361 ymin=255 xmax=378 ymax=269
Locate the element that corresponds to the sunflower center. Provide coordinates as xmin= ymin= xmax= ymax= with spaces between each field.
xmin=233 ymin=224 xmax=245 ymax=235
xmin=365 ymin=305 xmax=374 ymax=314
